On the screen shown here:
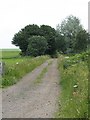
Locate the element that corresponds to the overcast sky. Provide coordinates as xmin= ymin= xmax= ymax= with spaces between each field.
xmin=0 ymin=0 xmax=89 ymax=49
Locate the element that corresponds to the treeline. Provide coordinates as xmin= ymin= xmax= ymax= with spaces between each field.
xmin=12 ymin=15 xmax=90 ymax=57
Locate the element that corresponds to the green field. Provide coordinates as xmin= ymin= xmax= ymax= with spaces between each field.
xmin=1 ymin=49 xmax=20 ymax=59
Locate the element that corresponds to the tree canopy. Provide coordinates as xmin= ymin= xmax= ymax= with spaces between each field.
xmin=75 ymin=30 xmax=88 ymax=53
xmin=40 ymin=25 xmax=56 ymax=55
xmin=56 ymin=15 xmax=84 ymax=53
xmin=12 ymin=24 xmax=40 ymax=55
xmin=12 ymin=15 xmax=89 ymax=56
xmin=12 ymin=24 xmax=57 ymax=56
xmin=27 ymin=36 xmax=48 ymax=57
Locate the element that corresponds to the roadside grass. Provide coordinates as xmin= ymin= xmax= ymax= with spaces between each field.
xmin=88 ymin=54 xmax=90 ymax=118
xmin=34 ymin=60 xmax=53 ymax=85
xmin=1 ymin=55 xmax=50 ymax=88
xmin=56 ymin=53 xmax=89 ymax=118
xmin=34 ymin=66 xmax=48 ymax=85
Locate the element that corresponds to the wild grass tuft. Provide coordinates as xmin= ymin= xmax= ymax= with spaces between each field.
xmin=34 ymin=66 xmax=48 ymax=85
xmin=34 ymin=60 xmax=53 ymax=85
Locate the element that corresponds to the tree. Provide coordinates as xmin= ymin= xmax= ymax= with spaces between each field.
xmin=40 ymin=25 xmax=57 ymax=55
xmin=12 ymin=24 xmax=57 ymax=56
xmin=12 ymin=30 xmax=27 ymax=55
xmin=87 ymin=32 xmax=90 ymax=49
xmin=75 ymin=30 xmax=88 ymax=53
xmin=56 ymin=15 xmax=83 ymax=53
xmin=27 ymin=36 xmax=48 ymax=57
xmin=55 ymin=33 xmax=66 ymax=53
xmin=12 ymin=24 xmax=40 ymax=55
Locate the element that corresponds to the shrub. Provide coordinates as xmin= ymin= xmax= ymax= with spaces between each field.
xmin=27 ymin=36 xmax=48 ymax=57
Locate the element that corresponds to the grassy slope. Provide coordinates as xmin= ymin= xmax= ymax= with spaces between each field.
xmin=56 ymin=54 xmax=89 ymax=118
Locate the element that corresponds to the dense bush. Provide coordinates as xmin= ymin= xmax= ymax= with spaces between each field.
xmin=26 ymin=36 xmax=48 ymax=57
xmin=63 ymin=51 xmax=89 ymax=69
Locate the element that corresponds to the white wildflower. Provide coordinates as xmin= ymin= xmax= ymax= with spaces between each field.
xmin=73 ymin=85 xmax=78 ymax=88
xmin=16 ymin=62 xmax=19 ymax=65
xmin=65 ymin=56 xmax=69 ymax=59
xmin=77 ymin=109 xmax=80 ymax=114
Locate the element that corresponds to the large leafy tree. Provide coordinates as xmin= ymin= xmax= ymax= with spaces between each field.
xmin=12 ymin=24 xmax=57 ymax=56
xmin=75 ymin=30 xmax=88 ymax=53
xmin=55 ymin=33 xmax=66 ymax=53
xmin=12 ymin=24 xmax=40 ymax=55
xmin=56 ymin=15 xmax=83 ymax=53
xmin=87 ymin=32 xmax=90 ymax=49
xmin=40 ymin=25 xmax=56 ymax=55
xmin=27 ymin=36 xmax=48 ymax=57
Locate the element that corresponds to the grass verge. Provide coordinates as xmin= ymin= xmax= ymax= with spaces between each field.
xmin=56 ymin=54 xmax=88 ymax=118
xmin=88 ymin=54 xmax=90 ymax=118
xmin=2 ymin=56 xmax=50 ymax=88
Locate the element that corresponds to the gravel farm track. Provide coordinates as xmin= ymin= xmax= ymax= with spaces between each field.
xmin=2 ymin=59 xmax=60 ymax=118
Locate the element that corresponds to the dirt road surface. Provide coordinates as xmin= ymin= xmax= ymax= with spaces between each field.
xmin=2 ymin=59 xmax=60 ymax=118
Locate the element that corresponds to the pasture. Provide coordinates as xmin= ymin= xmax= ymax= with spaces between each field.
xmin=1 ymin=49 xmax=20 ymax=59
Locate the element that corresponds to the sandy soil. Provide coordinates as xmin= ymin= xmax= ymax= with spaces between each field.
xmin=2 ymin=59 xmax=60 ymax=118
